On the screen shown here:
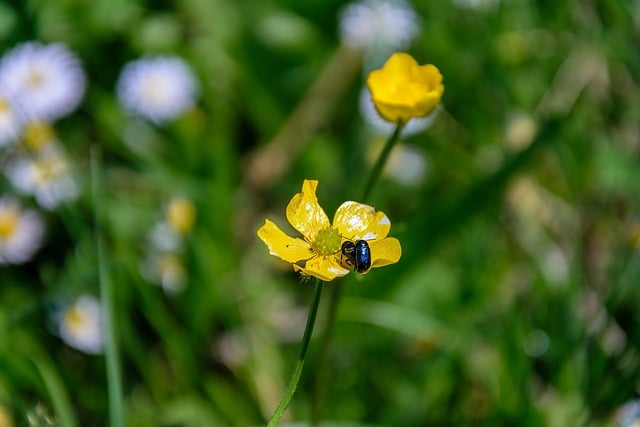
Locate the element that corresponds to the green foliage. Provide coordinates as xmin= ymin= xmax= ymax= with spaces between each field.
xmin=0 ymin=0 xmax=639 ymax=426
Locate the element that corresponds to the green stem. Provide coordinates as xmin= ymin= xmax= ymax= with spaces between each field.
xmin=311 ymin=121 xmax=404 ymax=426
xmin=361 ymin=120 xmax=405 ymax=203
xmin=91 ymin=147 xmax=125 ymax=427
xmin=267 ymin=280 xmax=324 ymax=427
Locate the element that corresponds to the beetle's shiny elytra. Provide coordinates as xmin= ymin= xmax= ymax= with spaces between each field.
xmin=341 ymin=240 xmax=372 ymax=273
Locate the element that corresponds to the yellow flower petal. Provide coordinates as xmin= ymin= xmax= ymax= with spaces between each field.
xmin=333 ymin=201 xmax=390 ymax=241
xmin=369 ymin=237 xmax=402 ymax=268
xmin=366 ymin=52 xmax=444 ymax=123
xmin=257 ymin=219 xmax=313 ymax=263
xmin=286 ymin=179 xmax=330 ymax=242
xmin=293 ymin=255 xmax=350 ymax=281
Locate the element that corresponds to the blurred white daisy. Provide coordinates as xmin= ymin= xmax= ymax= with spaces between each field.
xmin=452 ymin=0 xmax=500 ymax=11
xmin=142 ymin=251 xmax=187 ymax=294
xmin=617 ymin=400 xmax=640 ymax=427
xmin=148 ymin=221 xmax=182 ymax=252
xmin=58 ymin=295 xmax=104 ymax=354
xmin=0 ymin=42 xmax=86 ymax=121
xmin=0 ymin=196 xmax=44 ymax=265
xmin=385 ymin=143 xmax=428 ymax=186
xmin=5 ymin=143 xmax=79 ymax=209
xmin=359 ymin=86 xmax=438 ymax=137
xmin=367 ymin=140 xmax=428 ymax=186
xmin=116 ymin=55 xmax=198 ymax=124
xmin=0 ymin=91 xmax=24 ymax=146
xmin=339 ymin=0 xmax=420 ymax=50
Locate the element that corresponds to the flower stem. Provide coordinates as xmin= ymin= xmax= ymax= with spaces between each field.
xmin=91 ymin=147 xmax=125 ymax=427
xmin=311 ymin=121 xmax=404 ymax=425
xmin=267 ymin=279 xmax=324 ymax=427
xmin=361 ymin=120 xmax=405 ymax=203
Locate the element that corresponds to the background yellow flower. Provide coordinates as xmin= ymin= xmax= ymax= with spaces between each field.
xmin=366 ymin=52 xmax=444 ymax=123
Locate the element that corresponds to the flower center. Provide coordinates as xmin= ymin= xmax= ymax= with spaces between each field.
xmin=312 ymin=227 xmax=341 ymax=256
xmin=0 ymin=208 xmax=19 ymax=240
xmin=0 ymin=98 xmax=9 ymax=114
xmin=27 ymin=69 xmax=45 ymax=89
xmin=167 ymin=198 xmax=197 ymax=234
xmin=64 ymin=306 xmax=87 ymax=332
xmin=24 ymin=122 xmax=54 ymax=151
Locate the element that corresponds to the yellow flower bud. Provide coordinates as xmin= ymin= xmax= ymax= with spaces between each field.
xmin=366 ymin=52 xmax=444 ymax=123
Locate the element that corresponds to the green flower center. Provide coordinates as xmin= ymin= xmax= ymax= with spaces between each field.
xmin=312 ymin=227 xmax=341 ymax=256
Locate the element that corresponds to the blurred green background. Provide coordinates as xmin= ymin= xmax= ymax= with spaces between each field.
xmin=1 ymin=0 xmax=639 ymax=426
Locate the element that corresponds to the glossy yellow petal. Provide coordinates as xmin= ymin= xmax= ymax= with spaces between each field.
xmin=369 ymin=237 xmax=402 ymax=268
xmin=366 ymin=52 xmax=444 ymax=123
xmin=286 ymin=179 xmax=330 ymax=242
xmin=257 ymin=219 xmax=313 ymax=263
xmin=333 ymin=201 xmax=390 ymax=240
xmin=293 ymin=255 xmax=350 ymax=281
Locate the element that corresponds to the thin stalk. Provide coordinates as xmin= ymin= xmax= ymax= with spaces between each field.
xmin=267 ymin=280 xmax=324 ymax=427
xmin=311 ymin=121 xmax=404 ymax=426
xmin=91 ymin=147 xmax=124 ymax=427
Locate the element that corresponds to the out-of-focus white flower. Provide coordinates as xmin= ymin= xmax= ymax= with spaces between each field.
xmin=368 ymin=140 xmax=428 ymax=186
xmin=116 ymin=56 xmax=198 ymax=124
xmin=59 ymin=295 xmax=104 ymax=354
xmin=0 ymin=196 xmax=44 ymax=265
xmin=148 ymin=221 xmax=182 ymax=252
xmin=0 ymin=42 xmax=86 ymax=121
xmin=339 ymin=0 xmax=420 ymax=50
xmin=5 ymin=143 xmax=78 ymax=209
xmin=452 ymin=0 xmax=500 ymax=11
xmin=0 ymin=92 xmax=23 ymax=146
xmin=360 ymin=86 xmax=437 ymax=137
xmin=142 ymin=252 xmax=187 ymax=294
xmin=617 ymin=400 xmax=640 ymax=427
xmin=385 ymin=143 xmax=428 ymax=186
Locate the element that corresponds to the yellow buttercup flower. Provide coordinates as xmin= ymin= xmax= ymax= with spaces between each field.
xmin=366 ymin=52 xmax=444 ymax=123
xmin=257 ymin=180 xmax=402 ymax=281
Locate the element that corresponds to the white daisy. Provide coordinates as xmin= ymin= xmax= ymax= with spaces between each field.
xmin=142 ymin=251 xmax=187 ymax=294
xmin=359 ymin=86 xmax=438 ymax=137
xmin=452 ymin=0 xmax=500 ymax=11
xmin=339 ymin=0 xmax=421 ymax=50
xmin=148 ymin=221 xmax=182 ymax=252
xmin=5 ymin=143 xmax=79 ymax=210
xmin=0 ymin=196 xmax=44 ymax=265
xmin=0 ymin=42 xmax=86 ymax=121
xmin=0 ymin=91 xmax=24 ymax=146
xmin=367 ymin=140 xmax=428 ymax=186
xmin=58 ymin=295 xmax=104 ymax=354
xmin=617 ymin=400 xmax=640 ymax=427
xmin=385 ymin=143 xmax=428 ymax=186
xmin=116 ymin=55 xmax=198 ymax=124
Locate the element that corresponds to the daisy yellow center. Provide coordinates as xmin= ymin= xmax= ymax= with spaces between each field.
xmin=0 ymin=209 xmax=19 ymax=239
xmin=312 ymin=227 xmax=341 ymax=256
xmin=24 ymin=122 xmax=54 ymax=150
xmin=64 ymin=307 xmax=86 ymax=332
xmin=167 ymin=198 xmax=196 ymax=234
xmin=27 ymin=69 xmax=45 ymax=89
xmin=0 ymin=99 xmax=9 ymax=113
xmin=34 ymin=160 xmax=60 ymax=184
